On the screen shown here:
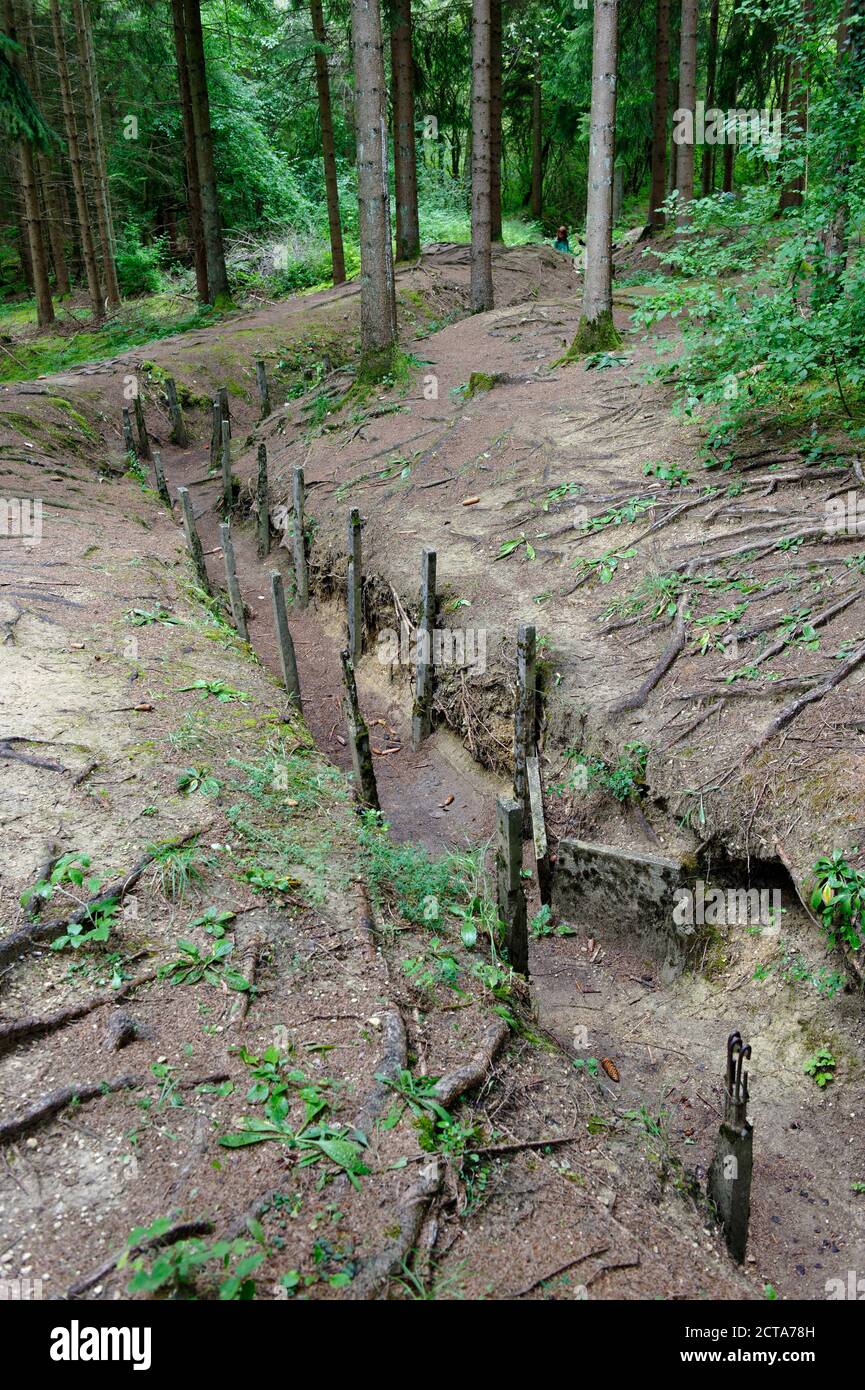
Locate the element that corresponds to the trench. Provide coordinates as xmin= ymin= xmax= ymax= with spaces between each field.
xmin=126 ymin=382 xmax=865 ymax=1299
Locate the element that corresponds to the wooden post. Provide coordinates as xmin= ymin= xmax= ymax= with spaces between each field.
xmin=341 ymin=648 xmax=380 ymax=810
xmin=347 ymin=507 xmax=362 ymax=662
xmin=292 ymin=466 xmax=309 ymax=609
xmin=411 ymin=548 xmax=437 ymax=750
xmin=514 ymin=624 xmax=537 ymax=834
xmin=152 ymin=449 xmax=172 ymax=509
xmin=527 ymin=753 xmax=552 ymax=906
xmin=121 ymin=406 xmax=136 ymax=459
xmin=209 ymin=399 xmax=220 ymax=472
xmin=165 ymin=376 xmax=188 ymax=447
xmin=270 ymin=571 xmax=302 ymax=708
xmin=177 ymin=486 xmax=211 ymax=595
xmin=133 ymin=392 xmax=151 ymax=459
xmin=707 ymin=1031 xmax=754 ymax=1264
xmin=220 ymin=419 xmax=232 ymax=515
xmin=496 ymin=796 xmax=528 ymax=976
xmin=256 ymin=443 xmax=270 ymax=560
xmin=219 ymin=521 xmax=249 ymax=643
xmin=255 ymin=359 xmax=271 ymax=419
xmin=218 ymin=386 xmax=231 ymax=437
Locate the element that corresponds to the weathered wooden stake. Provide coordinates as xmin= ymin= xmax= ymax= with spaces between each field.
xmin=496 ymin=796 xmax=528 ymax=976
xmin=411 ymin=548 xmax=437 ymax=750
xmin=526 ymin=753 xmax=552 ymax=906
xmin=292 ymin=466 xmax=309 ymax=609
xmin=177 ymin=486 xmax=211 ymax=595
xmin=165 ymin=376 xmax=188 ymax=447
xmin=219 ymin=521 xmax=249 ymax=643
xmin=209 ymin=399 xmax=221 ymax=471
xmin=255 ymin=359 xmax=271 ymax=419
xmin=341 ymin=647 xmax=380 ymax=810
xmin=220 ymin=419 xmax=232 ymax=515
xmin=121 ymin=406 xmax=137 ymax=459
xmin=256 ymin=444 xmax=270 ymax=560
xmin=514 ymin=623 xmax=537 ymax=834
xmin=270 ymin=571 xmax=302 ymax=708
xmin=707 ymin=1031 xmax=754 ymax=1264
xmin=133 ymin=392 xmax=151 ymax=459
xmin=347 ymin=507 xmax=362 ymax=662
xmin=152 ymin=449 xmax=172 ymax=509
xmin=218 ymin=386 xmax=231 ymax=437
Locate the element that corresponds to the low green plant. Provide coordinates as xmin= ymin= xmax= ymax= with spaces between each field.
xmin=119 ymin=1217 xmax=263 ymax=1300
xmin=803 ymin=1047 xmax=837 ymax=1088
xmin=810 ymin=850 xmax=865 ymax=950
xmin=178 ymin=679 xmax=249 ymax=703
xmin=158 ymin=937 xmax=250 ymax=991
xmin=176 ymin=766 xmax=221 ymax=797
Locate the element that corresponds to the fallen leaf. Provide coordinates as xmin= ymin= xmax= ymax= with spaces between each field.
xmin=462 ymin=496 xmax=481 ymax=506
xmin=440 ymin=794 xmax=454 ymax=808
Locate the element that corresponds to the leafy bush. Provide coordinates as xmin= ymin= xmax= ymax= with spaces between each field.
xmin=115 ymin=226 xmax=166 ymax=297
xmin=810 ymin=850 xmax=865 ymax=951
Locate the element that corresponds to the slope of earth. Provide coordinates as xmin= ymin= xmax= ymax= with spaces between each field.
xmin=0 ymin=245 xmax=760 ymax=1301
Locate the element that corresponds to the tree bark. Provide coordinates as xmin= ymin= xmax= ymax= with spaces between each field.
xmin=490 ymin=0 xmax=502 ymax=240
xmin=701 ymin=0 xmax=719 ymax=195
xmin=182 ymin=0 xmax=230 ymax=306
xmin=5 ymin=0 xmax=54 ymax=328
xmin=571 ymin=0 xmax=620 ymax=350
xmin=649 ymin=0 xmax=671 ymax=229
xmin=170 ymin=0 xmax=209 ymax=301
xmin=390 ymin=0 xmax=420 ymax=261
xmin=778 ymin=0 xmax=812 ymax=211
xmin=71 ymin=0 xmax=120 ymax=307
xmin=675 ymin=0 xmax=698 ymax=208
xmin=470 ymin=0 xmax=493 ymax=312
xmin=17 ymin=0 xmax=70 ymax=297
xmin=350 ymin=0 xmax=397 ymax=369
xmin=530 ymin=53 xmax=542 ymax=221
xmin=311 ymin=0 xmax=347 ymax=282
xmin=49 ymin=0 xmax=103 ymax=321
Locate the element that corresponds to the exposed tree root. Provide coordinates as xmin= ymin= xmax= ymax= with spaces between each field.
xmin=346 ymin=1156 xmax=444 ymax=1300
xmin=608 ymin=592 xmax=688 ymax=716
xmin=431 ymin=1018 xmax=510 ymax=1107
xmin=228 ymin=935 xmax=262 ymax=1028
xmin=0 ymin=829 xmax=202 ymax=972
xmin=742 ymin=640 xmax=865 ymax=762
xmin=0 ymin=969 xmax=158 ymax=1057
xmin=65 ymin=1220 xmax=215 ymax=1300
xmin=0 ymin=1075 xmax=140 ymax=1145
xmin=353 ymin=1007 xmax=407 ymax=1135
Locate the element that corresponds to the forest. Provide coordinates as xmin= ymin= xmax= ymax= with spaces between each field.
xmin=0 ymin=0 xmax=864 ymax=1331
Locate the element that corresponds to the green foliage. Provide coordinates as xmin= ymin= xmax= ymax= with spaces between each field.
xmin=810 ymin=850 xmax=865 ymax=951
xmin=115 ymin=226 xmax=167 ymax=297
xmin=803 ymin=1046 xmax=837 ymax=1088
xmin=119 ymin=1218 xmax=263 ymax=1300
xmin=564 ymin=741 xmax=649 ymax=803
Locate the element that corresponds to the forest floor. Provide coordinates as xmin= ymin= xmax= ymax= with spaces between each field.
xmin=1 ymin=239 xmax=863 ymax=1300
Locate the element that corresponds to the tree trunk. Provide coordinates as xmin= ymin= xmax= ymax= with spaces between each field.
xmin=470 ymin=0 xmax=493 ymax=312
xmin=701 ymin=0 xmax=719 ymax=195
xmin=490 ymin=0 xmax=502 ymax=240
xmin=350 ymin=0 xmax=397 ymax=371
xmin=71 ymin=0 xmax=120 ymax=307
xmin=182 ymin=0 xmax=231 ymax=306
xmin=49 ymin=0 xmax=103 ymax=321
xmin=390 ymin=0 xmax=420 ymax=261
xmin=570 ymin=0 xmax=620 ymax=352
xmin=649 ymin=0 xmax=671 ymax=230
xmin=5 ymin=0 xmax=54 ymax=328
xmin=170 ymin=0 xmax=209 ymax=302
xmin=530 ymin=54 xmax=542 ymax=221
xmin=778 ymin=0 xmax=811 ymax=211
xmin=18 ymin=0 xmax=70 ymax=297
xmin=675 ymin=0 xmax=698 ymax=208
xmin=311 ymin=0 xmax=347 ymax=282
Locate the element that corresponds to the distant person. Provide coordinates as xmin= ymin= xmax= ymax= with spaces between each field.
xmin=553 ymin=225 xmax=571 ymax=253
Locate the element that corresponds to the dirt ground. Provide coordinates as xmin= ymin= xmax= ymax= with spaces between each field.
xmin=1 ymin=241 xmax=863 ymax=1301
